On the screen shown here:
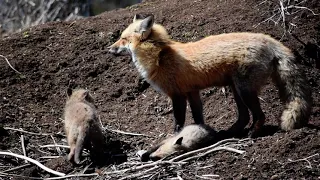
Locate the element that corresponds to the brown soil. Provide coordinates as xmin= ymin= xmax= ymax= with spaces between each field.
xmin=0 ymin=0 xmax=319 ymax=179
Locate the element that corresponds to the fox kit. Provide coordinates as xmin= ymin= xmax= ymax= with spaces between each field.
xmin=64 ymin=88 xmax=105 ymax=164
xmin=109 ymin=14 xmax=312 ymax=136
xmin=141 ymin=124 xmax=216 ymax=161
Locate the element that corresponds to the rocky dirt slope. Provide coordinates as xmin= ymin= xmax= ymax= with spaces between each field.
xmin=0 ymin=0 xmax=319 ymax=179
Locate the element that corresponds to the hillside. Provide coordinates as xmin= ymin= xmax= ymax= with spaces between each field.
xmin=0 ymin=0 xmax=319 ymax=179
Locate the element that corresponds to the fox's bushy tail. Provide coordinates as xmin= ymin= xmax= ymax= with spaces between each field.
xmin=271 ymin=42 xmax=312 ymax=130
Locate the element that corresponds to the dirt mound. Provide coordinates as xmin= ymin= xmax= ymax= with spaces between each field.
xmin=0 ymin=0 xmax=319 ymax=179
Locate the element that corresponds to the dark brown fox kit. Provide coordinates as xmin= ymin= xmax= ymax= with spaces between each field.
xmin=64 ymin=88 xmax=105 ymax=164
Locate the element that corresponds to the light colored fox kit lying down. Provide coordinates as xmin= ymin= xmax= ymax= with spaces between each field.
xmin=64 ymin=88 xmax=105 ymax=164
xmin=141 ymin=124 xmax=217 ymax=161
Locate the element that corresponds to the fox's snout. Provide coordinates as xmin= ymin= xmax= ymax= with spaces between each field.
xmin=108 ymin=43 xmax=129 ymax=56
xmin=107 ymin=43 xmax=120 ymax=54
xmin=108 ymin=45 xmax=119 ymax=54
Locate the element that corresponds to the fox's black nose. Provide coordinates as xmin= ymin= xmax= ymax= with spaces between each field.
xmin=108 ymin=46 xmax=118 ymax=54
xmin=150 ymin=156 xmax=161 ymax=161
xmin=140 ymin=152 xmax=150 ymax=162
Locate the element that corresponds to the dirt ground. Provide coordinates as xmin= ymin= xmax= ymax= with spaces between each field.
xmin=0 ymin=0 xmax=319 ymax=179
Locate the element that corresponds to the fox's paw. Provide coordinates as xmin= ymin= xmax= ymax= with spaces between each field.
xmin=74 ymin=156 xmax=81 ymax=164
xmin=248 ymin=129 xmax=260 ymax=138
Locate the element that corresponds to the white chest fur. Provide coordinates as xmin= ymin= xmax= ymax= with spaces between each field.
xmin=131 ymin=53 xmax=148 ymax=79
xmin=130 ymin=53 xmax=163 ymax=93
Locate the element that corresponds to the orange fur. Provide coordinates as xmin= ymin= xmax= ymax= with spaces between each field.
xmin=109 ymin=15 xmax=311 ymax=134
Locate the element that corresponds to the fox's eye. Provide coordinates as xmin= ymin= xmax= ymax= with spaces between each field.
xmin=121 ymin=37 xmax=127 ymax=41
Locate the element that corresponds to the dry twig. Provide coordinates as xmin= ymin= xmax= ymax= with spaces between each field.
xmin=0 ymin=172 xmax=43 ymax=180
xmin=254 ymin=0 xmax=319 ymax=37
xmin=20 ymin=135 xmax=28 ymax=163
xmin=2 ymin=163 xmax=32 ymax=173
xmin=195 ymin=174 xmax=219 ymax=180
xmin=38 ymin=156 xmax=61 ymax=159
xmin=0 ymin=151 xmax=65 ymax=176
xmin=103 ymin=161 xmax=186 ymax=175
xmin=0 ymin=54 xmax=22 ymax=74
xmin=4 ymin=127 xmax=51 ymax=136
xmin=118 ymin=166 xmax=160 ymax=180
xmin=50 ymin=135 xmax=62 ymax=156
xmin=170 ymin=138 xmax=243 ymax=162
xmin=105 ymin=127 xmax=151 ymax=137
xmin=287 ymin=153 xmax=319 ymax=168
xmin=180 ymin=146 xmax=244 ymax=162
xmin=44 ymin=173 xmax=99 ymax=180
xmin=40 ymin=144 xmax=69 ymax=149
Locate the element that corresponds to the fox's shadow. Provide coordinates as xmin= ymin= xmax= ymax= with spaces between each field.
xmin=87 ymin=136 xmax=129 ymax=167
xmin=102 ymin=139 xmax=129 ymax=165
xmin=216 ymin=123 xmax=320 ymax=141
xmin=215 ymin=125 xmax=280 ymax=141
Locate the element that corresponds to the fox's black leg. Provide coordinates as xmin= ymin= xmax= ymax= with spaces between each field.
xmin=235 ymin=87 xmax=265 ymax=137
xmin=187 ymin=91 xmax=204 ymax=124
xmin=229 ymin=84 xmax=250 ymax=135
xmin=171 ymin=94 xmax=187 ymax=133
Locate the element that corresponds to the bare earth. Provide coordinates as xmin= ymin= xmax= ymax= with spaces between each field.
xmin=0 ymin=0 xmax=319 ymax=179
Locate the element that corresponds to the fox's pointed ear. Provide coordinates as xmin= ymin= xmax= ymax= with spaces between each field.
xmin=140 ymin=15 xmax=154 ymax=32
xmin=174 ymin=137 xmax=183 ymax=145
xmin=133 ymin=14 xmax=143 ymax=22
xmin=139 ymin=15 xmax=154 ymax=40
xmin=67 ymin=88 xmax=73 ymax=97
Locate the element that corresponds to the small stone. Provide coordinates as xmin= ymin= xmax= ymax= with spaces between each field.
xmin=270 ymin=174 xmax=279 ymax=180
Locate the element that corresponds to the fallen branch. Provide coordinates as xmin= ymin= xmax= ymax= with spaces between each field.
xmin=105 ymin=127 xmax=151 ymax=137
xmin=202 ymin=174 xmax=220 ymax=178
xmin=39 ymin=144 xmax=90 ymax=156
xmin=292 ymin=5 xmax=319 ymax=15
xmin=253 ymin=0 xmax=319 ymax=35
xmin=4 ymin=127 xmax=51 ymax=136
xmin=103 ymin=161 xmax=186 ymax=175
xmin=170 ymin=138 xmax=243 ymax=162
xmin=195 ymin=174 xmax=219 ymax=180
xmin=20 ymin=134 xmax=28 ymax=163
xmin=50 ymin=135 xmax=62 ymax=156
xmin=0 ymin=172 xmax=43 ymax=180
xmin=0 ymin=54 xmax=22 ymax=74
xmin=39 ymin=144 xmax=69 ymax=149
xmin=38 ymin=156 xmax=61 ymax=159
xmin=3 ymin=163 xmax=32 ymax=173
xmin=287 ymin=153 xmax=319 ymax=168
xmin=82 ymin=162 xmax=93 ymax=174
xmin=180 ymin=146 xmax=245 ymax=162
xmin=44 ymin=173 xmax=99 ymax=180
xmin=118 ymin=166 xmax=160 ymax=180
xmin=0 ymin=151 xmax=65 ymax=177
xmin=99 ymin=116 xmax=151 ymax=137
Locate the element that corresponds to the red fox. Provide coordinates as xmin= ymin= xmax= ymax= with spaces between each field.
xmin=64 ymin=88 xmax=105 ymax=164
xmin=108 ymin=15 xmax=312 ymax=136
xmin=141 ymin=124 xmax=217 ymax=161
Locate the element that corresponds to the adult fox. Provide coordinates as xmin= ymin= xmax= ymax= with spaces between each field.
xmin=108 ymin=14 xmax=312 ymax=136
